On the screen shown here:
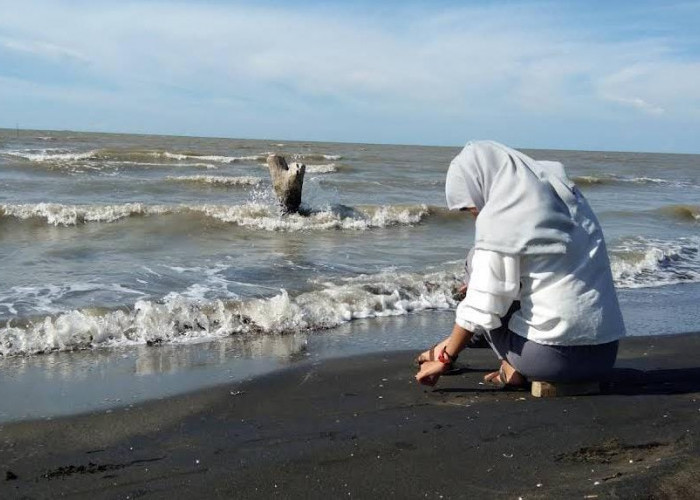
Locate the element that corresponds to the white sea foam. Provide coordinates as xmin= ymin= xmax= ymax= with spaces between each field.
xmin=0 ymin=268 xmax=462 ymax=356
xmin=0 ymin=202 xmax=163 ymax=226
xmin=166 ymin=175 xmax=263 ymax=187
xmin=3 ymin=148 xmax=268 ymax=166
xmin=610 ymin=236 xmax=700 ymax=288
xmin=293 ymin=153 xmax=343 ymax=161
xmin=196 ymin=203 xmax=430 ymax=230
xmin=0 ymin=202 xmax=431 ymax=230
xmin=574 ymin=175 xmax=696 ymax=188
xmin=0 ymin=282 xmax=147 ymax=317
xmin=254 ymin=162 xmax=338 ymax=173
xmin=305 ymin=163 xmax=338 ymax=173
xmin=160 ymin=152 xmax=267 ymax=163
xmin=4 ymin=235 xmax=700 ymax=356
xmin=4 ymin=149 xmax=99 ymax=162
xmin=113 ymin=161 xmax=219 ymax=169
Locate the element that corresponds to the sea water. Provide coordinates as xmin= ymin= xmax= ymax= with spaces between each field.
xmin=0 ymin=129 xmax=698 ymax=420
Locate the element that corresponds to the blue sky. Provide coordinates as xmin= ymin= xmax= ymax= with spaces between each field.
xmin=1 ymin=1 xmax=699 ymax=153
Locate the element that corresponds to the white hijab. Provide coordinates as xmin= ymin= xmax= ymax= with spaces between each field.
xmin=446 ymin=140 xmax=583 ymax=255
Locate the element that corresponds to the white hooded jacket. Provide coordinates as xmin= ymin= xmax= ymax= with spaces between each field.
xmin=448 ymin=141 xmax=626 ymax=345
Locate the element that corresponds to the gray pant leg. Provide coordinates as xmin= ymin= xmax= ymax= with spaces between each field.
xmin=485 ymin=329 xmax=619 ymax=382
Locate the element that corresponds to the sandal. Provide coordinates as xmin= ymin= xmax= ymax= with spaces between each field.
xmin=484 ymin=366 xmax=528 ymax=390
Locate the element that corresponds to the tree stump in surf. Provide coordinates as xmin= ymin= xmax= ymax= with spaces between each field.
xmin=267 ymin=154 xmax=306 ymax=214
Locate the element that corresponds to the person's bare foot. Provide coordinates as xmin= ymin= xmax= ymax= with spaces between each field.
xmin=484 ymin=361 xmax=527 ymax=387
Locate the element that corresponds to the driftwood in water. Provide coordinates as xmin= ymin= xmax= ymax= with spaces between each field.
xmin=267 ymin=154 xmax=306 ymax=214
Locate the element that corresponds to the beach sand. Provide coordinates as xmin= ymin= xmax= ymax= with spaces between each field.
xmin=1 ymin=332 xmax=699 ymax=499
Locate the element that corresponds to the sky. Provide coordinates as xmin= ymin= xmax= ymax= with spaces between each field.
xmin=1 ymin=0 xmax=699 ymax=153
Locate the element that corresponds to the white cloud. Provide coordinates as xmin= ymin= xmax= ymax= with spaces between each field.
xmin=596 ymin=62 xmax=700 ymax=117
xmin=602 ymin=94 xmax=665 ymax=115
xmin=0 ymin=1 xmax=698 ymax=149
xmin=1 ymin=37 xmax=89 ymax=63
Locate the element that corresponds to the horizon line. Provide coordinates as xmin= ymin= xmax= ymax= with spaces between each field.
xmin=0 ymin=125 xmax=696 ymax=156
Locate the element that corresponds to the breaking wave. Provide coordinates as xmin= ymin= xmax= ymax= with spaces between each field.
xmin=610 ymin=236 xmax=700 ymax=289
xmin=4 ymin=150 xmax=99 ymax=162
xmin=3 ymin=234 xmax=700 ymax=356
xmin=573 ymin=175 xmax=694 ymax=188
xmin=656 ymin=204 xmax=700 ymax=222
xmin=3 ymin=148 xmax=342 ymax=166
xmin=2 ymin=148 xmax=269 ymax=165
xmin=291 ymin=153 xmax=342 ymax=161
xmin=1 ymin=202 xmax=154 ymax=225
xmin=159 ymin=151 xmax=267 ymax=163
xmin=0 ymin=268 xmax=462 ymax=356
xmin=0 ymin=202 xmax=433 ymax=230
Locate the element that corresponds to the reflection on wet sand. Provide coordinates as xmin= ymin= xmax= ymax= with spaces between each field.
xmin=134 ymin=333 xmax=309 ymax=376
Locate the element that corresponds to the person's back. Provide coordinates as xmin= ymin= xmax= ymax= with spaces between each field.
xmin=510 ymin=188 xmax=626 ymax=346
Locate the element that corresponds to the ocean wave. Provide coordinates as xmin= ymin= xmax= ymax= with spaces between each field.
xmin=305 ymin=163 xmax=338 ymax=173
xmin=0 ymin=202 xmax=156 ymax=226
xmin=254 ymin=162 xmax=340 ymax=173
xmin=2 ymin=148 xmax=345 ymax=177
xmin=159 ymin=151 xmax=267 ymax=163
xmin=0 ymin=282 xmax=147 ymax=317
xmin=196 ymin=203 xmax=431 ymax=231
xmin=0 ymin=202 xmax=432 ymax=230
xmin=3 ymin=234 xmax=700 ymax=356
xmin=656 ymin=204 xmax=700 ymax=222
xmin=114 ymin=161 xmax=219 ymax=170
xmin=2 ymin=148 xmax=269 ymax=165
xmin=4 ymin=149 xmax=99 ymax=163
xmin=166 ymin=175 xmax=263 ymax=187
xmin=290 ymin=153 xmax=342 ymax=162
xmin=610 ymin=236 xmax=700 ymax=289
xmin=573 ymin=175 xmax=692 ymax=187
xmin=0 ymin=268 xmax=462 ymax=356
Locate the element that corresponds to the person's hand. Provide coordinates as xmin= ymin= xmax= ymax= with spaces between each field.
xmin=415 ymin=338 xmax=459 ymax=366
xmin=415 ymin=360 xmax=449 ymax=386
xmin=415 ymin=346 xmax=435 ymax=365
xmin=415 ymin=341 xmax=446 ymax=365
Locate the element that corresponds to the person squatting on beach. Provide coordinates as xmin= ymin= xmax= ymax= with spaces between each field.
xmin=416 ymin=141 xmax=626 ymax=387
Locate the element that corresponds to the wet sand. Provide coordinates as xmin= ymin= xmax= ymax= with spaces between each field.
xmin=1 ymin=332 xmax=699 ymax=499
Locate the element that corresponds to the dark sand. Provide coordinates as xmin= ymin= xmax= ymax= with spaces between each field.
xmin=1 ymin=333 xmax=699 ymax=499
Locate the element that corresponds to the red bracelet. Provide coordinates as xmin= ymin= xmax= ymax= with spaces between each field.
xmin=438 ymin=347 xmax=456 ymax=366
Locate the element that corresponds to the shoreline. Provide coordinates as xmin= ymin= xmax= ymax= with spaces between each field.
xmin=3 ymin=281 xmax=700 ymax=424
xmin=1 ymin=332 xmax=698 ymax=498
